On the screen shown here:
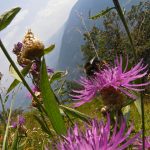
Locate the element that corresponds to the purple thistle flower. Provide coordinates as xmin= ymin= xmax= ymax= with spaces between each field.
xmin=72 ymin=56 xmax=149 ymax=107
xmin=26 ymin=85 xmax=39 ymax=99
xmin=30 ymin=63 xmax=54 ymax=75
xmin=47 ymin=66 xmax=54 ymax=74
xmin=12 ymin=122 xmax=17 ymax=128
xmin=11 ymin=116 xmax=25 ymax=129
xmin=57 ymin=115 xmax=141 ymax=150
xmin=134 ymin=136 xmax=150 ymax=150
xmin=18 ymin=116 xmax=25 ymax=125
xmin=31 ymin=62 xmax=38 ymax=72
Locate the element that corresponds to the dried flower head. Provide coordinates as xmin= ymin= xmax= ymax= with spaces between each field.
xmin=72 ymin=56 xmax=149 ymax=107
xmin=21 ymin=29 xmax=44 ymax=60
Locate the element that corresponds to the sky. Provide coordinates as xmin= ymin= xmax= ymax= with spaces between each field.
xmin=0 ymin=0 xmax=77 ymax=87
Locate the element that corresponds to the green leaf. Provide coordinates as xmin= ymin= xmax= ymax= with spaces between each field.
xmin=40 ymin=57 xmax=66 ymax=135
xmin=7 ymin=80 xmax=20 ymax=94
xmin=9 ymin=65 xmax=22 ymax=81
xmin=44 ymin=44 xmax=55 ymax=55
xmin=60 ymin=105 xmax=91 ymax=123
xmin=0 ymin=7 xmax=21 ymax=31
xmin=89 ymin=7 xmax=115 ymax=20
xmin=122 ymin=105 xmax=130 ymax=122
xmin=7 ymin=64 xmax=31 ymax=94
xmin=49 ymin=71 xmax=67 ymax=84
xmin=2 ymin=95 xmax=15 ymax=150
xmin=134 ymin=93 xmax=142 ymax=115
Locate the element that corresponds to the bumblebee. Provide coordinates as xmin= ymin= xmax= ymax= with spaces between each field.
xmin=84 ymin=57 xmax=107 ymax=77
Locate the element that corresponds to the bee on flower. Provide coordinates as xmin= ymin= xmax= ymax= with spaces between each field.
xmin=72 ymin=56 xmax=149 ymax=110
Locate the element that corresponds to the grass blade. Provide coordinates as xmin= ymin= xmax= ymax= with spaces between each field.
xmin=112 ymin=0 xmax=137 ymax=60
xmin=10 ymin=130 xmax=19 ymax=150
xmin=134 ymin=95 xmax=142 ymax=116
xmin=89 ymin=7 xmax=115 ymax=20
xmin=60 ymin=105 xmax=91 ymax=123
xmin=49 ymin=71 xmax=67 ymax=84
xmin=123 ymin=105 xmax=130 ymax=123
xmin=2 ymin=95 xmax=15 ymax=150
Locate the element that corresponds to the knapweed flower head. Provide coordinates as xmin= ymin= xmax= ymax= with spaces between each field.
xmin=57 ymin=115 xmax=140 ymax=150
xmin=27 ymin=85 xmax=43 ymax=107
xmin=134 ymin=136 xmax=150 ymax=150
xmin=11 ymin=116 xmax=25 ymax=129
xmin=72 ymin=56 xmax=149 ymax=107
xmin=27 ymin=85 xmax=39 ymax=99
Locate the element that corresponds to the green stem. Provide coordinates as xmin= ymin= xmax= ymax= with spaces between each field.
xmin=2 ymin=93 xmax=15 ymax=150
xmin=0 ymin=95 xmax=7 ymax=128
xmin=112 ymin=1 xmax=145 ymax=149
xmin=112 ymin=0 xmax=137 ymax=61
xmin=0 ymin=39 xmax=46 ymax=115
xmin=141 ymin=88 xmax=145 ymax=150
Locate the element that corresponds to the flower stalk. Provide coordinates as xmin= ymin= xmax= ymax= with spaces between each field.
xmin=112 ymin=0 xmax=145 ymax=149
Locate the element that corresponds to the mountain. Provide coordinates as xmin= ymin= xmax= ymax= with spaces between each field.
xmin=57 ymin=0 xmax=142 ymax=79
xmin=45 ymin=24 xmax=66 ymax=68
xmin=57 ymin=0 xmax=113 ymax=78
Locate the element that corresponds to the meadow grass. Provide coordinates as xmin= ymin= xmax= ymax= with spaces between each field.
xmin=0 ymin=97 xmax=149 ymax=149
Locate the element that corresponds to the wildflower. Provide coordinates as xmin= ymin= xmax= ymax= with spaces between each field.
xmin=11 ymin=116 xmax=27 ymax=136
xmin=11 ymin=116 xmax=25 ymax=129
xmin=30 ymin=63 xmax=54 ymax=75
xmin=47 ymin=67 xmax=54 ymax=74
xmin=27 ymin=85 xmax=39 ymax=99
xmin=13 ymin=42 xmax=22 ymax=55
xmin=134 ymin=136 xmax=150 ymax=150
xmin=26 ymin=85 xmax=43 ymax=107
xmin=57 ymin=115 xmax=140 ymax=150
xmin=72 ymin=56 xmax=149 ymax=107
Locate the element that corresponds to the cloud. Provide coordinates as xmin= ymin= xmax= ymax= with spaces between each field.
xmin=9 ymin=9 xmax=29 ymax=27
xmin=29 ymin=0 xmax=77 ymax=43
xmin=0 ymin=9 xmax=29 ymax=83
